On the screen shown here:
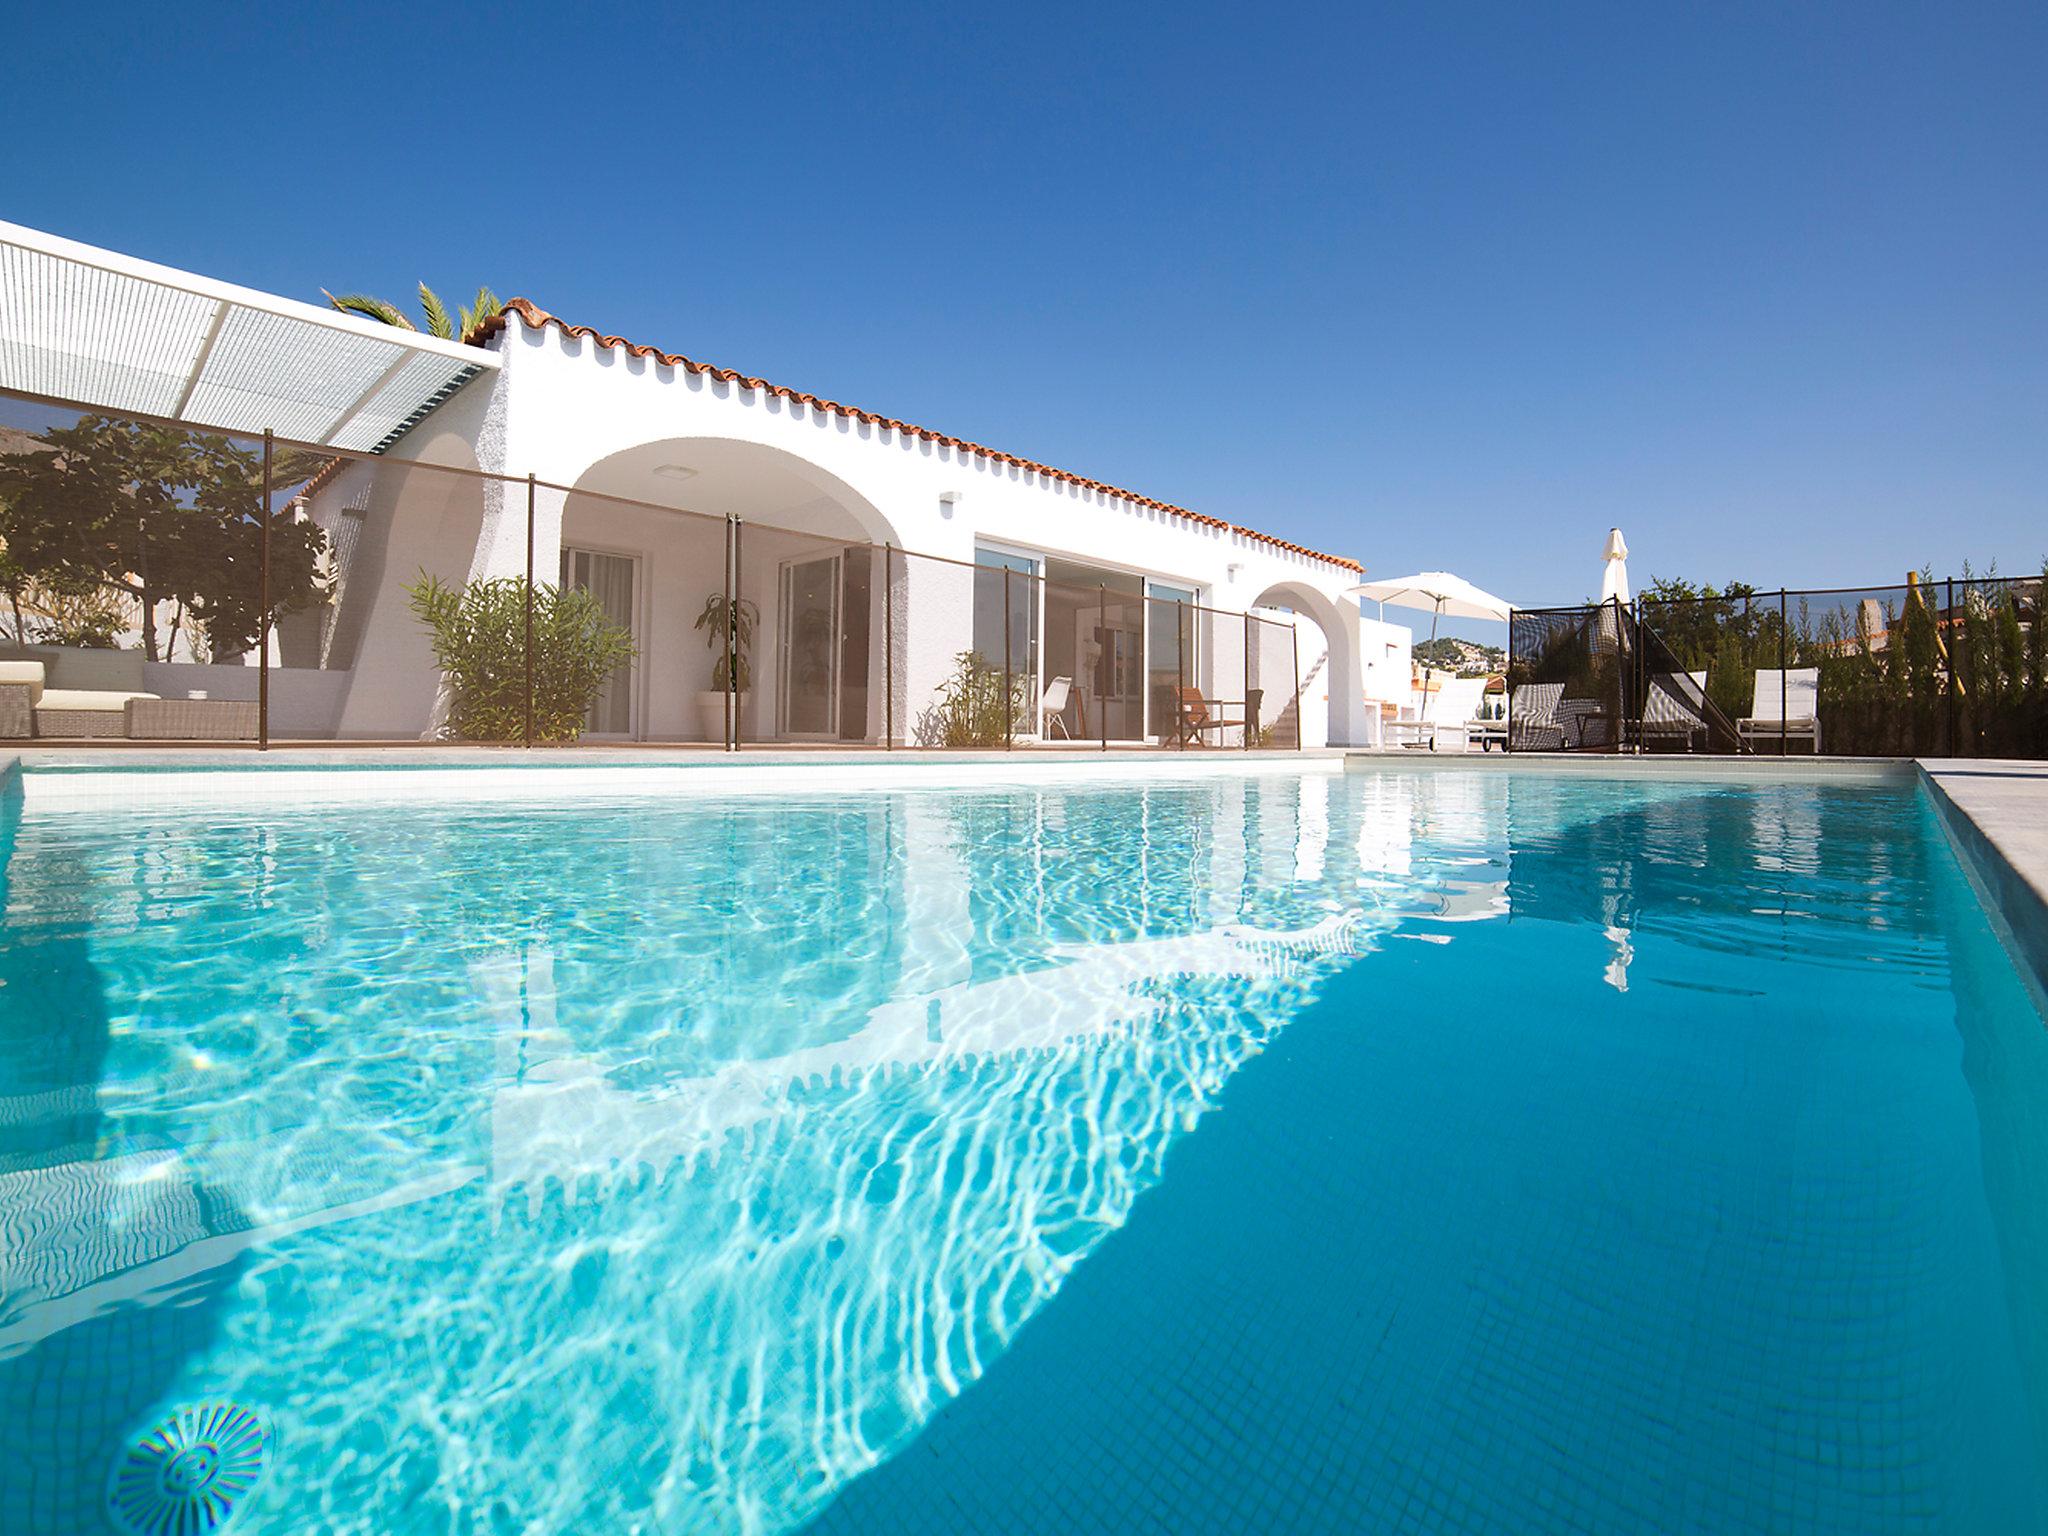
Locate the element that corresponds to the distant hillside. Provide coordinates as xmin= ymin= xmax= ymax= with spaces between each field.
xmin=1413 ymin=637 xmax=1504 ymax=675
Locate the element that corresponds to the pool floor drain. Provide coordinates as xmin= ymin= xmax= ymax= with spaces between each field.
xmin=108 ymin=1402 xmax=273 ymax=1536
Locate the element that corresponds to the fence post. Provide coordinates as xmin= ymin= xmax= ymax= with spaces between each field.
xmin=258 ymin=429 xmax=271 ymax=751
xmin=523 ymin=473 xmax=535 ymax=749
xmin=1946 ymin=576 xmax=1957 ymax=756
xmin=1625 ymin=598 xmax=1636 ymax=754
xmin=1635 ymin=597 xmax=1648 ymax=754
xmin=733 ymin=517 xmax=745 ymax=752
xmin=1778 ymin=589 xmax=1788 ymax=757
xmin=1243 ymin=611 xmax=1252 ymax=750
xmin=722 ymin=516 xmax=735 ymax=752
xmin=1099 ymin=584 xmax=1109 ymax=753
xmin=1960 ymin=576 xmax=1972 ymax=759
xmin=1291 ymin=619 xmax=1302 ymax=751
xmin=1505 ymin=610 xmax=1514 ymax=754
xmin=884 ymin=544 xmax=895 ymax=750
xmin=1003 ymin=566 xmax=1013 ymax=750
xmin=1613 ymin=597 xmax=1625 ymax=755
xmin=1740 ymin=593 xmax=1751 ymax=753
xmin=1633 ymin=598 xmax=1645 ymax=753
xmin=1609 ymin=598 xmax=1620 ymax=754
xmin=1175 ymin=598 xmax=1186 ymax=750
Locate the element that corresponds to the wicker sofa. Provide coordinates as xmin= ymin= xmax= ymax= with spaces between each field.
xmin=1 ymin=653 xmax=261 ymax=740
xmin=0 ymin=657 xmax=160 ymax=738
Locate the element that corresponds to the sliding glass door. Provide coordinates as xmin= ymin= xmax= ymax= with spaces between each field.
xmin=779 ymin=553 xmax=842 ymax=739
xmin=973 ymin=548 xmax=1041 ymax=735
xmin=968 ymin=548 xmax=1199 ymax=744
xmin=1146 ymin=582 xmax=1197 ymax=742
xmin=1044 ymin=558 xmax=1144 ymax=741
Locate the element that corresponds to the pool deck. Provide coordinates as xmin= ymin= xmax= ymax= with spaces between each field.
xmin=1918 ymin=759 xmax=2048 ymax=1004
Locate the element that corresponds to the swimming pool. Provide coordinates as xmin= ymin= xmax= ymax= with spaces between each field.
xmin=2 ymin=767 xmax=2044 ymax=1535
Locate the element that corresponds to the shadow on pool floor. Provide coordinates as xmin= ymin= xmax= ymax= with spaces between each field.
xmin=799 ymin=908 xmax=2048 ymax=1536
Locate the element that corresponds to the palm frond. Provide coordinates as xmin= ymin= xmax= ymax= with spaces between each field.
xmin=458 ymin=287 xmax=503 ymax=342
xmin=417 ymin=283 xmax=454 ymax=340
xmin=323 ymin=290 xmax=416 ymax=331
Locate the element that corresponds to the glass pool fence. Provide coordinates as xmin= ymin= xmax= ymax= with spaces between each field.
xmin=1507 ymin=579 xmax=2048 ymax=758
xmin=0 ymin=390 xmax=1306 ymax=751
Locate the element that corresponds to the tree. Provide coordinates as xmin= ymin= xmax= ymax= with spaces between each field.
xmin=0 ymin=417 xmax=331 ymax=660
xmin=324 ymin=282 xmax=502 ymax=342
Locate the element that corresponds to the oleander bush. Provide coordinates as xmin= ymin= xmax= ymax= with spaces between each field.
xmin=407 ymin=572 xmax=637 ymax=743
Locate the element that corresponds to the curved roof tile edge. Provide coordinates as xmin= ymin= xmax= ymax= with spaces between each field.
xmin=475 ymin=298 xmax=1362 ymax=573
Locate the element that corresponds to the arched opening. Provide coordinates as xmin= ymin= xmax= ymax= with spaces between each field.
xmin=560 ymin=437 xmax=903 ymax=744
xmin=1246 ymin=582 xmax=1360 ymax=749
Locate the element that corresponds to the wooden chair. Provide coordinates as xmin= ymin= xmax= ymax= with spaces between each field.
xmin=1176 ymin=687 xmax=1235 ymax=746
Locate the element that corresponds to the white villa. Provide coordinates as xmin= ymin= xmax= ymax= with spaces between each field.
xmin=0 ymin=221 xmax=1380 ymax=748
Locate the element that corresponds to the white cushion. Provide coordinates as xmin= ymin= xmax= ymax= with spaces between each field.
xmin=37 ymin=689 xmax=160 ymax=713
xmin=0 ymin=661 xmax=46 ymax=702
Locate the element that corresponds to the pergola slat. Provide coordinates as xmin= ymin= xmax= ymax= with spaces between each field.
xmin=0 ymin=220 xmax=498 ymax=452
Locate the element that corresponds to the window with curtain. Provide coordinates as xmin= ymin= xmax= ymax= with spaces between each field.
xmin=561 ymin=547 xmax=636 ymax=735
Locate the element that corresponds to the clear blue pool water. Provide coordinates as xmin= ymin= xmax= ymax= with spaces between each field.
xmin=2 ymin=768 xmax=2045 ymax=1536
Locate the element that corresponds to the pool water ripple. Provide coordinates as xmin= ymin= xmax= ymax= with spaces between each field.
xmin=1 ymin=770 xmax=2043 ymax=1535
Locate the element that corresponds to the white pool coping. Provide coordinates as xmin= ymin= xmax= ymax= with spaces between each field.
xmin=1918 ymin=759 xmax=2048 ymax=1007
xmin=1344 ymin=749 xmax=1916 ymax=784
xmin=0 ymin=748 xmax=1350 ymax=810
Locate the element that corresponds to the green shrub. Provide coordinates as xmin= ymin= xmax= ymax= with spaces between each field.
xmin=912 ymin=650 xmax=1031 ymax=748
xmin=406 ymin=572 xmax=636 ymax=743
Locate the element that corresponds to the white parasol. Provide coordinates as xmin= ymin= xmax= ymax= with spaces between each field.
xmin=1346 ymin=572 xmax=1514 ymax=722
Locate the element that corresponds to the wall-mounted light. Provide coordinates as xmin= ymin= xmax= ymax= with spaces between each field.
xmin=653 ymin=463 xmax=697 ymax=482
xmin=938 ymin=490 xmax=962 ymax=518
xmin=1226 ymin=562 xmax=1245 ymax=582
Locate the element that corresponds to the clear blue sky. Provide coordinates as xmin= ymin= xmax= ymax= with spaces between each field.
xmin=5 ymin=1 xmax=2043 ymax=614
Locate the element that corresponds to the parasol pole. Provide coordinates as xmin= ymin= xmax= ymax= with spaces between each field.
xmin=1417 ymin=594 xmax=1446 ymax=722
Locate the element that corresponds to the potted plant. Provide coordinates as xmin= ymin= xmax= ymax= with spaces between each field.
xmin=692 ymin=592 xmax=758 ymax=743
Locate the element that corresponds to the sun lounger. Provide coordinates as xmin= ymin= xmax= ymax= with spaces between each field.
xmin=1640 ymin=670 xmax=1709 ymax=751
xmin=1507 ymin=683 xmax=1565 ymax=750
xmin=1463 ymin=716 xmax=1507 ymax=750
xmin=1738 ymin=667 xmax=1821 ymax=753
xmin=1383 ymin=704 xmax=1433 ymax=749
xmin=1557 ymin=697 xmax=1617 ymax=749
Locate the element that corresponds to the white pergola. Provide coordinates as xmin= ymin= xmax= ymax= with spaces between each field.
xmin=0 ymin=219 xmax=498 ymax=453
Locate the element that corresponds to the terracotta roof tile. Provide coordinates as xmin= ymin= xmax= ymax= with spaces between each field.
xmin=474 ymin=298 xmax=1361 ymax=573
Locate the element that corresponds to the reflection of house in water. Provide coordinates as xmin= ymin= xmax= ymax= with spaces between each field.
xmin=452 ymin=774 xmax=1517 ymax=1535
xmin=0 ymin=770 xmax=1520 ymax=1536
xmin=1499 ymin=775 xmax=1883 ymax=994
xmin=483 ymin=911 xmax=1373 ymax=1207
xmin=471 ymin=788 xmax=1389 ymax=1535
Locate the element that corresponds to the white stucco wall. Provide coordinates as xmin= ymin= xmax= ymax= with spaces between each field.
xmin=306 ymin=313 xmax=1371 ymax=744
xmin=1358 ymin=616 xmax=1414 ymax=706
